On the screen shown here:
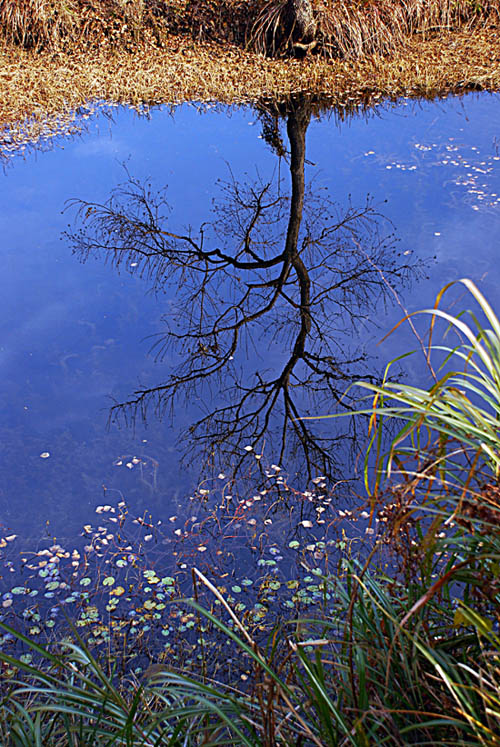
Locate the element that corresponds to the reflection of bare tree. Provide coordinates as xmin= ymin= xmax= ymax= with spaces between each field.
xmin=68 ymin=95 xmax=422 ymax=482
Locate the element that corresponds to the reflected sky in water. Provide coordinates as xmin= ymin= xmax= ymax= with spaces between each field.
xmin=0 ymin=93 xmax=499 ymax=537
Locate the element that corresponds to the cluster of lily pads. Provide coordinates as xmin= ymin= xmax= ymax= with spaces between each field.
xmin=0 ymin=463 xmax=374 ymax=679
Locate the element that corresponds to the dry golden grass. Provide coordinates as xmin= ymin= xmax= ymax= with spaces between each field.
xmin=0 ymin=25 xmax=499 ymax=158
xmin=1 ymin=0 xmax=499 ymax=55
xmin=251 ymin=0 xmax=500 ymax=57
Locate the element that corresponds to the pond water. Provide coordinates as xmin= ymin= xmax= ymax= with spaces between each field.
xmin=1 ymin=91 xmax=500 ymax=546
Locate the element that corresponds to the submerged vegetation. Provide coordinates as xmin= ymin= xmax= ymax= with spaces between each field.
xmin=1 ymin=279 xmax=500 ymax=744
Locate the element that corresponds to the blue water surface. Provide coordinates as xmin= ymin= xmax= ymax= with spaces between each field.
xmin=1 ymin=93 xmax=499 ymax=538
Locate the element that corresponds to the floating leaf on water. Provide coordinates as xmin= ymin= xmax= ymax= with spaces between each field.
xmin=161 ymin=577 xmax=174 ymax=586
xmin=80 ymin=577 xmax=91 ymax=586
xmin=46 ymin=581 xmax=59 ymax=591
xmin=103 ymin=577 xmax=115 ymax=586
xmin=231 ymin=585 xmax=242 ymax=594
xmin=11 ymin=587 xmax=27 ymax=595
xmin=2 ymin=599 xmax=12 ymax=608
xmin=116 ymin=559 xmax=127 ymax=568
xmin=242 ymin=579 xmax=253 ymax=586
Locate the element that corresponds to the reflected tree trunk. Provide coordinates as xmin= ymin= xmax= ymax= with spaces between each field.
xmin=281 ymin=103 xmax=312 ymax=416
xmin=67 ymin=95 xmax=423 ymax=484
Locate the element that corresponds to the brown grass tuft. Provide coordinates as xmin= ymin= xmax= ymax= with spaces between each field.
xmin=0 ymin=0 xmax=77 ymax=49
xmin=0 ymin=0 xmax=187 ymax=51
xmin=250 ymin=0 xmax=500 ymax=57
xmin=314 ymin=0 xmax=500 ymax=58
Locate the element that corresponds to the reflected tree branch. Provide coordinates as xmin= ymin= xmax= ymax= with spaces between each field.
xmin=66 ymin=96 xmax=425 ymax=484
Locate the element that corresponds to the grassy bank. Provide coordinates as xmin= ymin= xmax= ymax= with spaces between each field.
xmin=1 ymin=0 xmax=499 ymax=56
xmin=0 ymin=1 xmax=500 ymax=158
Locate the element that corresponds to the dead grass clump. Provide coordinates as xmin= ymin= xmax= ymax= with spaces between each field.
xmin=0 ymin=0 xmax=78 ymax=49
xmin=316 ymin=0 xmax=500 ymax=58
xmin=250 ymin=0 xmax=500 ymax=57
xmin=0 ymin=0 xmax=187 ymax=51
